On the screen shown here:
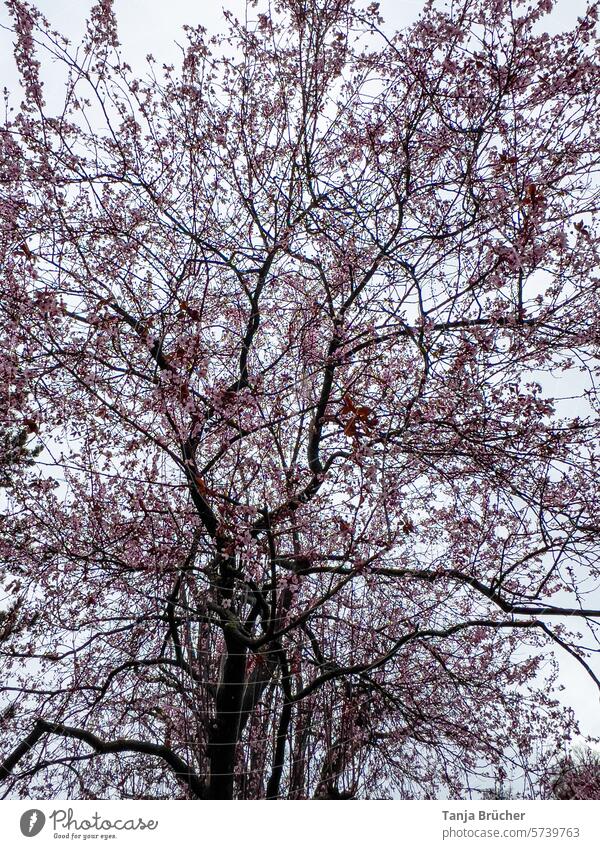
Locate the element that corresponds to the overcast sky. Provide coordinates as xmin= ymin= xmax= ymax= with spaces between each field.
xmin=0 ymin=0 xmax=593 ymax=87
xmin=1 ymin=0 xmax=599 ymax=751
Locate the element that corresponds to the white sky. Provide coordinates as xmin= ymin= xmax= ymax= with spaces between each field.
xmin=0 ymin=0 xmax=592 ymax=87
xmin=0 ymin=0 xmax=598 ymax=756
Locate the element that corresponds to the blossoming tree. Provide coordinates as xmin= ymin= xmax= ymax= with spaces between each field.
xmin=2 ymin=0 xmax=600 ymax=799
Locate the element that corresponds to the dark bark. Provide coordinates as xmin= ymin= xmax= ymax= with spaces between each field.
xmin=206 ymin=630 xmax=248 ymax=799
xmin=266 ymin=699 xmax=292 ymax=799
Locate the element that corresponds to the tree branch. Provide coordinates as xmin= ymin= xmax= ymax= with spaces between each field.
xmin=0 ymin=719 xmax=205 ymax=799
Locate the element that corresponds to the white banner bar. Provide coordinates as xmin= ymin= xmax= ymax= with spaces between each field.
xmin=1 ymin=800 xmax=599 ymax=848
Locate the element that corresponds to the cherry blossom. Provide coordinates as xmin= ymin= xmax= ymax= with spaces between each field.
xmin=1 ymin=0 xmax=600 ymax=800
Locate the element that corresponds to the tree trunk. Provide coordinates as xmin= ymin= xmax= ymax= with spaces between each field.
xmin=207 ymin=630 xmax=247 ymax=799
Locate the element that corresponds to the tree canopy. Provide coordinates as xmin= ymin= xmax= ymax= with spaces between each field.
xmin=1 ymin=0 xmax=600 ymax=799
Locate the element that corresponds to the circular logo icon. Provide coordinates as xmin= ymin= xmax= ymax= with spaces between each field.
xmin=19 ymin=810 xmax=46 ymax=837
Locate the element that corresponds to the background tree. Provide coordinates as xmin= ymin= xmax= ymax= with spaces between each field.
xmin=2 ymin=0 xmax=600 ymax=800
xmin=0 ymin=284 xmax=40 ymax=731
xmin=547 ymin=746 xmax=600 ymax=799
